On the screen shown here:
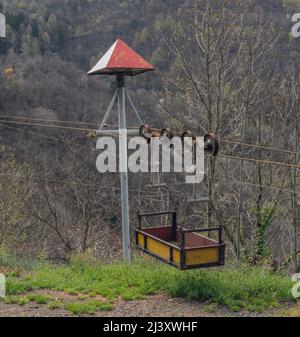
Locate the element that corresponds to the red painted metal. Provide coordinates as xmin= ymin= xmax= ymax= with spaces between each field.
xmin=87 ymin=38 xmax=154 ymax=76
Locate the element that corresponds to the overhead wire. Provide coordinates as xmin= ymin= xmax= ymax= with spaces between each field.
xmin=220 ymin=177 xmax=300 ymax=196
xmin=219 ymin=154 xmax=300 ymax=170
xmin=0 ymin=122 xmax=94 ymax=151
xmin=0 ymin=119 xmax=96 ymax=132
xmin=1 ymin=121 xmax=299 ymax=205
xmin=0 ymin=115 xmax=140 ymax=129
xmin=0 ymin=114 xmax=299 ymax=156
xmin=0 ymin=114 xmax=101 ymax=127
xmin=0 ymin=116 xmax=299 ymax=170
xmin=220 ymin=139 xmax=300 ymax=156
xmin=0 ymin=123 xmax=151 ymax=193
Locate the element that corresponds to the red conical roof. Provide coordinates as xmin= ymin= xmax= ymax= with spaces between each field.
xmin=87 ymin=39 xmax=154 ymax=76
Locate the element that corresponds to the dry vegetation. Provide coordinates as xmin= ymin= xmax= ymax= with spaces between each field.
xmin=0 ymin=0 xmax=299 ymax=274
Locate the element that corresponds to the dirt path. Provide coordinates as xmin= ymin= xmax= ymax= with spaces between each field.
xmin=0 ymin=292 xmax=294 ymax=317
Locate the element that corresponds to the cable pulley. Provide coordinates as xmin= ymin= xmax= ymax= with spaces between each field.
xmin=140 ymin=125 xmax=220 ymax=157
xmin=204 ymin=133 xmax=220 ymax=157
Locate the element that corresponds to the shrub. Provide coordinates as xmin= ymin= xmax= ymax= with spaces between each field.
xmin=64 ymin=301 xmax=113 ymax=315
xmin=164 ymin=266 xmax=295 ymax=311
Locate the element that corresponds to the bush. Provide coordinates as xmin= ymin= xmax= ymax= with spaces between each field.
xmin=64 ymin=301 xmax=113 ymax=315
xmin=164 ymin=266 xmax=295 ymax=312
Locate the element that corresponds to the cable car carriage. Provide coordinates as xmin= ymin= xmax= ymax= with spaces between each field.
xmin=135 ymin=210 xmax=225 ymax=270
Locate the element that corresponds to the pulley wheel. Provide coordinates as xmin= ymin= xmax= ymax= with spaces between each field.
xmin=161 ymin=128 xmax=175 ymax=139
xmin=181 ymin=130 xmax=196 ymax=144
xmin=204 ymin=133 xmax=219 ymax=156
xmin=139 ymin=124 xmax=151 ymax=142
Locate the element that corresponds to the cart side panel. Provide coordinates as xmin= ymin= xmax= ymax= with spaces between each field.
xmin=136 ymin=231 xmax=181 ymax=265
xmin=143 ymin=226 xmax=174 ymax=241
xmin=147 ymin=237 xmax=171 ymax=261
xmin=185 ymin=246 xmax=220 ymax=266
xmin=172 ymin=248 xmax=181 ymax=265
xmin=185 ymin=232 xmax=218 ymax=248
xmin=137 ymin=232 xmax=145 ymax=247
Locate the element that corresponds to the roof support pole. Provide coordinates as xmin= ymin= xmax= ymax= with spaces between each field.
xmin=99 ymin=89 xmax=118 ymax=131
xmin=125 ymin=88 xmax=143 ymax=125
xmin=117 ymin=74 xmax=131 ymax=264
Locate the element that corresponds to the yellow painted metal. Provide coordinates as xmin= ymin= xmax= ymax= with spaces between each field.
xmin=172 ymin=248 xmax=180 ymax=265
xmin=186 ymin=247 xmax=219 ymax=266
xmin=137 ymin=233 xmax=145 ymax=247
xmin=137 ymin=232 xmax=181 ymax=265
xmin=147 ymin=237 xmax=170 ymax=260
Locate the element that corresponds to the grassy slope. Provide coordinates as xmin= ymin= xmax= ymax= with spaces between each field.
xmin=0 ymin=253 xmax=297 ymax=315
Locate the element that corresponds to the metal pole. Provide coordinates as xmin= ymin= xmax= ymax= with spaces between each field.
xmin=99 ymin=90 xmax=118 ymax=131
xmin=117 ymin=74 xmax=131 ymax=263
xmin=125 ymin=88 xmax=144 ymax=125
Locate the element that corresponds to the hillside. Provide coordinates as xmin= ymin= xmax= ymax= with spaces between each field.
xmin=0 ymin=0 xmax=300 ymax=310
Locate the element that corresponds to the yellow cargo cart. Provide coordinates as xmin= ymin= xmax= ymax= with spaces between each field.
xmin=135 ymin=210 xmax=225 ymax=270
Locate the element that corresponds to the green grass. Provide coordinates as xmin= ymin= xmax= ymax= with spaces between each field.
xmin=26 ymin=294 xmax=54 ymax=304
xmin=1 ymin=293 xmax=54 ymax=305
xmin=64 ymin=301 xmax=113 ymax=315
xmin=164 ymin=266 xmax=295 ymax=312
xmin=18 ymin=296 xmax=30 ymax=306
xmin=1 ymin=254 xmax=297 ymax=313
xmin=47 ymin=300 xmax=63 ymax=310
xmin=203 ymin=303 xmax=218 ymax=313
xmin=2 ymin=295 xmax=21 ymax=305
xmin=5 ymin=259 xmax=162 ymax=301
